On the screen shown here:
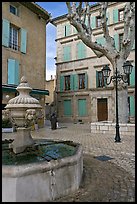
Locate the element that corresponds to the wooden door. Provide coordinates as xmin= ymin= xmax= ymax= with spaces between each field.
xmin=97 ymin=98 xmax=108 ymax=121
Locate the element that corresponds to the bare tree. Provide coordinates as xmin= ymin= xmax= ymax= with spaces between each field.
xmin=66 ymin=2 xmax=135 ymax=123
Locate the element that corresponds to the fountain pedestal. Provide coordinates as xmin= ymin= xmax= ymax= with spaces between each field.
xmin=9 ymin=127 xmax=34 ymax=153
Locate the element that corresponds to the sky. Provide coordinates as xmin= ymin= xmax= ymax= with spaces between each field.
xmin=36 ymin=2 xmax=68 ymax=80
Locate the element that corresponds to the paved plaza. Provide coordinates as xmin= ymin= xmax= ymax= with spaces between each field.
xmin=2 ymin=121 xmax=135 ymax=202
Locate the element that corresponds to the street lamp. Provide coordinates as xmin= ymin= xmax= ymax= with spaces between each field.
xmin=101 ymin=61 xmax=133 ymax=142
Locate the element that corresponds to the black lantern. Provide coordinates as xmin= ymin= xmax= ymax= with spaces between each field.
xmin=123 ymin=61 xmax=133 ymax=75
xmin=102 ymin=65 xmax=111 ymax=79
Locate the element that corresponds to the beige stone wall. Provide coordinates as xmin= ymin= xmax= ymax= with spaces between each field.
xmin=2 ymin=2 xmax=49 ymax=126
xmin=45 ymin=78 xmax=56 ymax=105
xmin=53 ymin=2 xmax=135 ymax=123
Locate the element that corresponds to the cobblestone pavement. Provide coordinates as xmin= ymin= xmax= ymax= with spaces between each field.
xmin=2 ymin=121 xmax=135 ymax=202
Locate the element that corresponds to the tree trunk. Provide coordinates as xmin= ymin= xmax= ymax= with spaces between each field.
xmin=113 ymin=59 xmax=129 ymax=123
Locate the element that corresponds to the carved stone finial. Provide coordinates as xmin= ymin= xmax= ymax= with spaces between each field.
xmin=20 ymin=76 xmax=28 ymax=83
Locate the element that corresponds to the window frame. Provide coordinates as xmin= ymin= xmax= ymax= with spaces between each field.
xmin=97 ymin=71 xmax=105 ymax=88
xmin=78 ymin=73 xmax=86 ymax=89
xmin=96 ymin=16 xmax=101 ymax=28
xmin=64 ymin=75 xmax=71 ymax=91
xmin=9 ymin=24 xmax=19 ymax=51
xmin=118 ymin=8 xmax=124 ymax=22
xmin=10 ymin=4 xmax=18 ymax=16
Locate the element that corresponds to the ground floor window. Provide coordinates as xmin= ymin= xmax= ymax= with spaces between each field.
xmin=64 ymin=99 xmax=72 ymax=116
xmin=78 ymin=99 xmax=87 ymax=116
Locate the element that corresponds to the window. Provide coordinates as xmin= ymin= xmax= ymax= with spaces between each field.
xmin=79 ymin=73 xmax=86 ymax=89
xmin=119 ymin=9 xmax=124 ymax=21
xmin=9 ymin=25 xmax=19 ymax=50
xmin=119 ymin=33 xmax=123 ymax=51
xmin=64 ymin=100 xmax=72 ymax=116
xmin=96 ymin=16 xmax=101 ymax=27
xmin=96 ymin=71 xmax=105 ymax=88
xmin=64 ymin=75 xmax=70 ymax=91
xmin=10 ymin=5 xmax=18 ymax=16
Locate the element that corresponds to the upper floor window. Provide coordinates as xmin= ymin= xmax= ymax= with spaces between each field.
xmin=64 ymin=75 xmax=70 ymax=91
xmin=9 ymin=25 xmax=19 ymax=51
xmin=10 ymin=5 xmax=18 ymax=16
xmin=79 ymin=73 xmax=86 ymax=89
xmin=96 ymin=71 xmax=106 ymax=88
xmin=96 ymin=16 xmax=101 ymax=28
xmin=119 ymin=9 xmax=124 ymax=21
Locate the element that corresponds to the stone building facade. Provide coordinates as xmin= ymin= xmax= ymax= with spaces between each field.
xmin=2 ymin=2 xmax=50 ymax=126
xmin=52 ymin=2 xmax=135 ymax=123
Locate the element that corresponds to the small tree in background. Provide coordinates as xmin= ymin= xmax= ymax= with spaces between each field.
xmin=66 ymin=2 xmax=135 ymax=123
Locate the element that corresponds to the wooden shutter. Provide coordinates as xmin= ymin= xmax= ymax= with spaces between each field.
xmin=130 ymin=65 xmax=135 ymax=86
xmin=60 ymin=75 xmax=64 ymax=92
xmin=78 ymin=99 xmax=87 ymax=116
xmin=113 ymin=8 xmax=119 ymax=23
xmin=73 ymin=74 xmax=78 ymax=91
xmin=2 ymin=19 xmax=10 ymax=47
xmin=91 ymin=16 xmax=96 ymax=29
xmin=20 ymin=28 xmax=27 ymax=53
xmin=64 ymin=100 xmax=72 ymax=116
xmin=63 ymin=45 xmax=71 ymax=61
xmin=8 ymin=59 xmax=19 ymax=85
xmin=114 ymin=34 xmax=119 ymax=51
xmin=129 ymin=96 xmax=135 ymax=116
xmin=70 ymin=74 xmax=74 ymax=90
xmin=77 ymin=42 xmax=86 ymax=59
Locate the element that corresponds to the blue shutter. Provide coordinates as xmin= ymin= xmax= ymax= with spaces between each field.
xmin=2 ymin=19 xmax=10 ymax=47
xmin=15 ymin=60 xmax=19 ymax=85
xmin=91 ymin=16 xmax=96 ymax=29
xmin=78 ymin=99 xmax=87 ymax=116
xmin=64 ymin=100 xmax=72 ymax=116
xmin=132 ymin=40 xmax=135 ymax=50
xmin=70 ymin=74 xmax=74 ymax=90
xmin=96 ymin=71 xmax=99 ymax=88
xmin=60 ymin=75 xmax=64 ymax=92
xmin=77 ymin=42 xmax=86 ymax=59
xmin=20 ymin=28 xmax=27 ymax=53
xmin=130 ymin=96 xmax=135 ymax=117
xmin=114 ymin=34 xmax=119 ymax=51
xmin=130 ymin=66 xmax=135 ymax=86
xmin=63 ymin=45 xmax=71 ymax=61
xmin=113 ymin=9 xmax=119 ymax=23
xmin=73 ymin=74 xmax=78 ymax=91
xmin=8 ymin=59 xmax=19 ymax=85
xmin=96 ymin=37 xmax=106 ymax=46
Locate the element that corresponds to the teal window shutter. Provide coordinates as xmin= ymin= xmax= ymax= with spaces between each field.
xmin=78 ymin=99 xmax=87 ymax=116
xmin=15 ymin=60 xmax=19 ymax=85
xmin=8 ymin=59 xmax=19 ymax=85
xmin=85 ymin=72 xmax=88 ymax=89
xmin=96 ymin=37 xmax=106 ymax=46
xmin=2 ymin=19 xmax=10 ymax=47
xmin=96 ymin=71 xmax=99 ymax=88
xmin=73 ymin=26 xmax=77 ymax=34
xmin=130 ymin=66 xmax=135 ymax=86
xmin=129 ymin=96 xmax=135 ymax=117
xmin=20 ymin=28 xmax=27 ymax=53
xmin=77 ymin=42 xmax=86 ymax=59
xmin=91 ymin=16 xmax=96 ymax=29
xmin=70 ymin=74 xmax=74 ymax=90
xmin=63 ymin=45 xmax=71 ymax=61
xmin=114 ymin=34 xmax=119 ymax=51
xmin=73 ymin=74 xmax=78 ymax=91
xmin=60 ymin=75 xmax=64 ymax=92
xmin=64 ymin=100 xmax=72 ymax=116
xmin=132 ymin=40 xmax=135 ymax=50
xmin=113 ymin=8 xmax=119 ymax=23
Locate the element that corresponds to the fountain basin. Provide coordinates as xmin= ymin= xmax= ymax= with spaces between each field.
xmin=2 ymin=140 xmax=83 ymax=202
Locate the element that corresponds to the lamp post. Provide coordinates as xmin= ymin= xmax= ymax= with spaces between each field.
xmin=101 ymin=61 xmax=133 ymax=142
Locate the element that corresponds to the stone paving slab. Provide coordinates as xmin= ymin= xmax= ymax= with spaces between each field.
xmin=2 ymin=121 xmax=135 ymax=202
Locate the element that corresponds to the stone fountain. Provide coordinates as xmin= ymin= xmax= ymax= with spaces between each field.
xmin=2 ymin=76 xmax=83 ymax=202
